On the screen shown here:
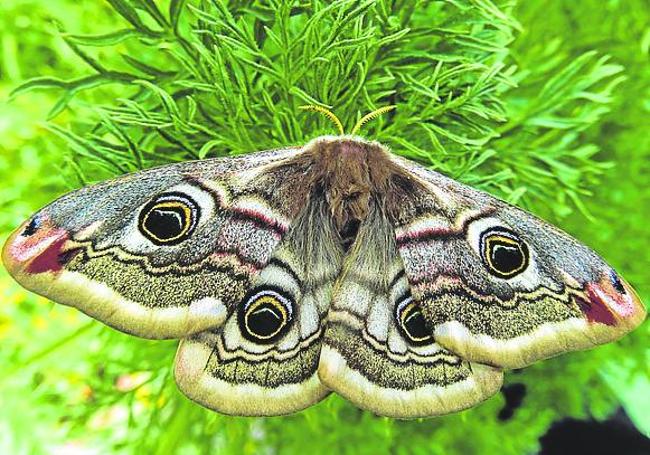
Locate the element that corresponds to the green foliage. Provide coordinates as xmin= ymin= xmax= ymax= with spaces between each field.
xmin=0 ymin=0 xmax=648 ymax=453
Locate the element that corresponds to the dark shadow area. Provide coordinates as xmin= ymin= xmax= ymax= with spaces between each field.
xmin=499 ymin=383 xmax=527 ymax=421
xmin=540 ymin=408 xmax=650 ymax=455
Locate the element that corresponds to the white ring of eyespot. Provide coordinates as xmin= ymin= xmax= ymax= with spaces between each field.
xmin=139 ymin=193 xmax=198 ymax=244
xmin=242 ymin=289 xmax=294 ymax=340
xmin=104 ymin=183 xmax=217 ymax=253
xmin=466 ymin=216 xmax=541 ymax=289
xmin=244 ymin=289 xmax=294 ymax=317
xmin=395 ymin=295 xmax=413 ymax=320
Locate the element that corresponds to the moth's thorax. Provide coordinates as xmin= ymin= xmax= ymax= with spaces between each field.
xmin=304 ymin=135 xmax=393 ymax=169
xmin=299 ymin=136 xmax=399 ymax=233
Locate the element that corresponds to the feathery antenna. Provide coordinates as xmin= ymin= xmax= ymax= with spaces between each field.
xmin=299 ymin=104 xmax=395 ymax=136
xmin=350 ymin=105 xmax=396 ymax=135
xmin=299 ymin=105 xmax=344 ymax=135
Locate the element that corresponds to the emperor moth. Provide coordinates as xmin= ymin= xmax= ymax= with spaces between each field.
xmin=3 ymin=118 xmax=645 ymax=418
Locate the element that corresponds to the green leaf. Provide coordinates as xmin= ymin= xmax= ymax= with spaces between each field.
xmin=105 ymin=0 xmax=157 ymax=34
xmin=4 ymin=0 xmax=649 ymax=452
xmin=170 ymin=0 xmax=188 ymax=32
xmin=63 ymin=28 xmax=146 ymax=46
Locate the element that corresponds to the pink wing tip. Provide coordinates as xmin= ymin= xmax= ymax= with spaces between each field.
xmin=2 ymin=215 xmax=72 ymax=276
xmin=578 ymin=271 xmax=646 ymax=328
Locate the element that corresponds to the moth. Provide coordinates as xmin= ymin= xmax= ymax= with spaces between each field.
xmin=2 ymin=108 xmax=646 ymax=418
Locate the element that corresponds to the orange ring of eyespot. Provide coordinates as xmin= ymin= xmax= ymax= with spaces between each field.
xmin=482 ymin=233 xmax=529 ymax=278
xmin=244 ymin=295 xmax=289 ymax=340
xmin=140 ymin=200 xmax=193 ymax=244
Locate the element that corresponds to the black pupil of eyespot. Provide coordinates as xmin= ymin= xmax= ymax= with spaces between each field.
xmin=248 ymin=302 xmax=283 ymax=338
xmin=403 ymin=309 xmax=429 ymax=341
xmin=145 ymin=206 xmax=187 ymax=240
xmin=490 ymin=242 xmax=524 ymax=274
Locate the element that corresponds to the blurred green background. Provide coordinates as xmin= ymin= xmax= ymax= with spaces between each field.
xmin=0 ymin=1 xmax=648 ymax=454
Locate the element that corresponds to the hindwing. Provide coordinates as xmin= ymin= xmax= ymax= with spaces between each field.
xmin=175 ymin=198 xmax=343 ymax=415
xmin=319 ymin=204 xmax=503 ymax=418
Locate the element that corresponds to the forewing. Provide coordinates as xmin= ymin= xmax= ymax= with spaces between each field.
xmin=2 ymin=148 xmax=311 ymax=339
xmin=175 ymin=199 xmax=343 ymax=415
xmin=318 ymin=207 xmax=503 ymax=418
xmin=390 ymin=156 xmax=646 ymax=369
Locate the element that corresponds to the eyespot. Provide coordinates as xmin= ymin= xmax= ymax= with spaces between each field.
xmin=480 ymin=228 xmax=529 ymax=279
xmin=138 ymin=192 xmax=199 ymax=245
xmin=239 ymin=289 xmax=293 ymax=343
xmin=395 ymin=294 xmax=433 ymax=345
